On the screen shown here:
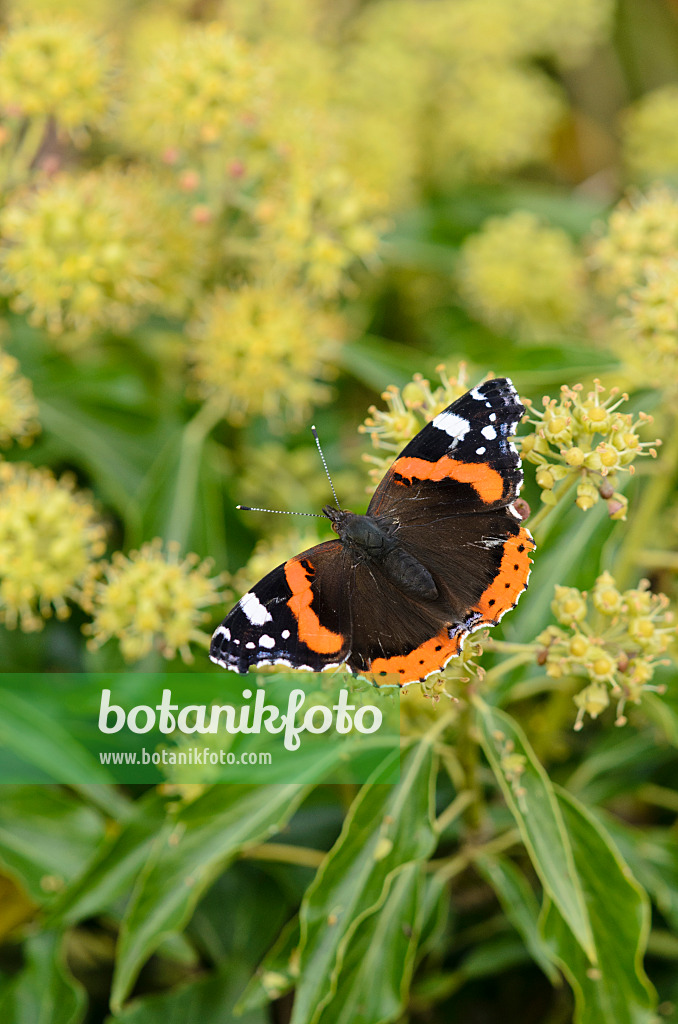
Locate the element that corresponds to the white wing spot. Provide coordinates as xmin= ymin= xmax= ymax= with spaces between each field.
xmin=481 ymin=425 xmax=497 ymax=440
xmin=476 ymin=446 xmax=486 ymax=455
xmin=259 ymin=635 xmax=276 ymax=649
xmin=213 ymin=625 xmax=230 ymax=641
xmin=470 ymin=386 xmax=485 ymax=400
xmin=246 ymin=641 xmax=256 ymax=649
xmin=432 ymin=410 xmax=470 ymax=440
xmin=239 ymin=591 xmax=272 ymax=625
xmin=281 ymin=629 xmax=290 ymax=639
xmin=489 ymin=412 xmax=497 ymax=422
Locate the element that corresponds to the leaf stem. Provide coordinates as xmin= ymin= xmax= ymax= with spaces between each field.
xmin=241 ymin=842 xmax=325 ymax=869
xmin=615 ymin=411 xmax=678 ymax=587
xmin=527 ymin=471 xmax=579 ymax=546
xmin=165 ymin=397 xmax=227 ymax=549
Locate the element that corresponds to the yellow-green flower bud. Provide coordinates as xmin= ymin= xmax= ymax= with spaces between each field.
xmin=552 ymin=585 xmax=588 ymax=627
xmin=568 ymin=632 xmax=591 ymax=660
xmin=574 ymin=681 xmax=610 ymax=719
xmin=536 ymin=465 xmax=556 ymax=489
xmin=564 ymin=446 xmax=585 ymax=467
xmin=587 ymin=649 xmax=617 ymax=681
xmin=592 ymin=571 xmax=623 ymax=615
xmin=576 ymin=478 xmax=599 ymax=511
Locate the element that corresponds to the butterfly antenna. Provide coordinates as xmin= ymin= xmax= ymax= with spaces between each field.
xmin=236 ymin=505 xmax=325 ymax=517
xmin=311 ymin=425 xmax=341 ymax=509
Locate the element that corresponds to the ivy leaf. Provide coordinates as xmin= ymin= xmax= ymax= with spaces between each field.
xmin=111 ymin=784 xmax=308 ymax=1012
xmin=541 ymin=788 xmax=656 ymax=1024
xmin=315 ymin=862 xmax=425 ymax=1024
xmin=0 ymin=931 xmax=86 ymax=1024
xmin=475 ymin=854 xmax=559 ymax=983
xmin=291 ymin=742 xmax=437 ymax=1024
xmin=475 ymin=700 xmax=595 ymax=963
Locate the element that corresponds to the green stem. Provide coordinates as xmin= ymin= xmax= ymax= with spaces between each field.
xmin=434 ymin=790 xmax=475 ymax=835
xmin=455 ymin=696 xmax=481 ymax=830
xmin=165 ymin=397 xmax=227 ymax=549
xmin=431 ymin=827 xmax=521 ymax=881
xmin=527 ymin=471 xmax=580 ymax=546
xmin=482 ymin=650 xmax=536 ymax=687
xmin=614 ymin=413 xmax=678 ymax=588
xmin=4 ymin=116 xmax=47 ymax=188
xmin=241 ymin=842 xmax=325 ymax=869
xmin=635 ymin=550 xmax=678 ymax=572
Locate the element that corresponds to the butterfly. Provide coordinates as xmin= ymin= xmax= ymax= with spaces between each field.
xmin=210 ymin=378 xmax=534 ymax=687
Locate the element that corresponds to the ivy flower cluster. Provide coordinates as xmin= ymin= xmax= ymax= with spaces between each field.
xmin=0 ymin=20 xmax=112 ymax=135
xmin=0 ymin=167 xmax=202 ymax=336
xmin=188 ymin=282 xmax=341 ymax=425
xmin=359 ymin=364 xmax=472 ymax=489
xmin=537 ymin=573 xmax=675 ymax=730
xmin=0 ymin=462 xmax=106 ymax=632
xmin=589 ymin=187 xmax=678 ymax=383
xmin=622 ymin=84 xmax=678 ymax=183
xmin=120 ymin=25 xmax=265 ymax=157
xmin=84 ymin=540 xmax=225 ymax=664
xmin=520 ymin=380 xmax=660 ymax=519
xmin=0 ymin=351 xmax=40 ymax=447
xmin=255 ymin=166 xmax=386 ymax=299
xmin=458 ymin=211 xmax=586 ymax=336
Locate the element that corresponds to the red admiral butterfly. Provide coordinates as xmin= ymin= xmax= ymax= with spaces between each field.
xmin=210 ymin=378 xmax=534 ymax=687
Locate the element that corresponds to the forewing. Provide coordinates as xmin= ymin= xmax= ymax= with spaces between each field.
xmin=210 ymin=540 xmax=352 ymax=674
xmin=368 ymin=377 xmax=524 ymax=519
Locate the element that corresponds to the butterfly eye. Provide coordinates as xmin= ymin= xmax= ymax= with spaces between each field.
xmin=331 ymin=522 xmax=339 ymax=534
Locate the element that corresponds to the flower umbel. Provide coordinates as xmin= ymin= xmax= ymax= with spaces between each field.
xmin=0 ymin=167 xmax=202 ymax=336
xmin=0 ymin=462 xmax=105 ymax=631
xmin=538 ymin=573 xmax=675 ymax=729
xmin=0 ymin=20 xmax=111 ymax=133
xmin=458 ymin=210 xmax=585 ymax=336
xmin=120 ymin=24 xmax=264 ymax=157
xmin=359 ymin=363 xmax=473 ymax=489
xmin=188 ymin=282 xmax=341 ymax=425
xmin=85 ymin=539 xmax=225 ymax=664
xmin=521 ymin=380 xmax=660 ymax=519
xmin=256 ymin=165 xmax=385 ymax=298
xmin=0 ymin=351 xmax=40 ymax=447
xmin=622 ymin=85 xmax=678 ymax=183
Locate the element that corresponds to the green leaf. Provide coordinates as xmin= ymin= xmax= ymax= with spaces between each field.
xmin=598 ymin=819 xmax=678 ymax=935
xmin=50 ymin=792 xmax=168 ymax=926
xmin=315 ymin=862 xmax=424 ymax=1024
xmin=541 ymin=789 xmax=656 ymax=1024
xmin=475 ymin=854 xmax=559 ymax=983
xmin=291 ymin=742 xmax=437 ymax=1024
xmin=105 ymin=963 xmax=268 ymax=1024
xmin=0 ymin=787 xmax=105 ymax=903
xmin=0 ymin=688 xmax=114 ymax=784
xmin=111 ymin=784 xmax=308 ymax=1011
xmin=0 ymin=931 xmax=86 ymax=1024
xmin=474 ymin=700 xmax=594 ymax=962
xmin=235 ymin=915 xmax=301 ymax=1014
xmin=416 ymin=872 xmax=451 ymax=964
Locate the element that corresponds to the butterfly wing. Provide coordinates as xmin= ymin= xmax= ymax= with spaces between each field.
xmin=210 ymin=540 xmax=352 ymax=674
xmin=348 ymin=377 xmax=533 ymax=684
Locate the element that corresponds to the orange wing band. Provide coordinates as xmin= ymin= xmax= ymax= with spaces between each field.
xmin=473 ymin=527 xmax=534 ymax=622
xmin=285 ymin=558 xmax=344 ymax=654
xmin=392 ymin=456 xmax=505 ymax=505
xmin=368 ymin=627 xmax=462 ymax=686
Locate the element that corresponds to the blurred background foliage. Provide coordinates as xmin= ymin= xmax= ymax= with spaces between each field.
xmin=1 ymin=0 xmax=678 ymax=1021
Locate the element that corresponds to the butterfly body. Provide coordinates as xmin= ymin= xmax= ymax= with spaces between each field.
xmin=210 ymin=378 xmax=534 ymax=687
xmin=324 ymin=505 xmax=439 ymax=601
